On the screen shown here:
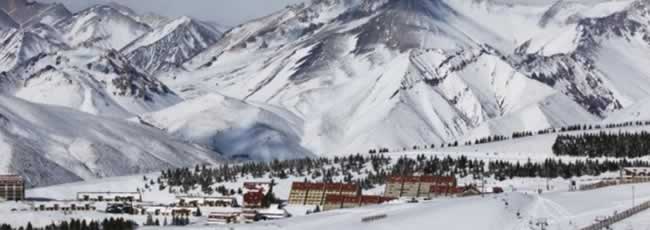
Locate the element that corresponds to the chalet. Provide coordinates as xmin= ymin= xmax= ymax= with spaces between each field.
xmin=0 ymin=175 xmax=25 ymax=201
xmin=176 ymin=195 xmax=238 ymax=207
xmin=288 ymin=182 xmax=359 ymax=206
xmin=243 ymin=191 xmax=264 ymax=208
xmin=385 ymin=176 xmax=457 ymax=198
xmin=77 ymin=192 xmax=142 ymax=202
xmin=323 ymin=195 xmax=394 ymax=211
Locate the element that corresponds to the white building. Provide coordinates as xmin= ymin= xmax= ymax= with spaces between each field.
xmin=141 ymin=205 xmax=198 ymax=216
xmin=207 ymin=207 xmax=244 ymax=224
xmin=77 ymin=192 xmax=142 ymax=202
xmin=29 ymin=201 xmax=96 ymax=212
xmin=175 ymin=195 xmax=238 ymax=207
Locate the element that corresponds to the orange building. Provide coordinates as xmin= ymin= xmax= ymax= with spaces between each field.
xmin=323 ymin=195 xmax=395 ymax=210
xmin=288 ymin=182 xmax=359 ymax=206
xmin=0 ymin=175 xmax=25 ymax=201
xmin=384 ymin=176 xmax=457 ymax=198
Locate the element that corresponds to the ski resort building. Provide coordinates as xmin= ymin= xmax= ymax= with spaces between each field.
xmin=243 ymin=191 xmax=265 ymax=208
xmin=384 ymin=176 xmax=457 ymax=198
xmin=0 ymin=175 xmax=25 ymax=201
xmin=176 ymin=195 xmax=238 ymax=207
xmin=208 ymin=208 xmax=242 ymax=224
xmin=242 ymin=181 xmax=274 ymax=208
xmin=243 ymin=182 xmax=273 ymax=192
xmin=207 ymin=206 xmax=289 ymax=224
xmin=288 ymin=182 xmax=359 ymax=205
xmin=76 ymin=192 xmax=142 ymax=202
xmin=323 ymin=195 xmax=395 ymax=211
xmin=30 ymin=201 xmax=96 ymax=212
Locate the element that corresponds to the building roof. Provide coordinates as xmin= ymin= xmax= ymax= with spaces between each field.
xmin=387 ymin=176 xmax=456 ymax=184
xmin=208 ymin=207 xmax=242 ymax=215
xmin=0 ymin=175 xmax=23 ymax=182
xmin=325 ymin=195 xmax=394 ymax=204
xmin=176 ymin=195 xmax=235 ymax=200
xmin=291 ymin=182 xmax=359 ymax=192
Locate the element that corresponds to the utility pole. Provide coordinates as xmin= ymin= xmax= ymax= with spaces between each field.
xmin=632 ymin=185 xmax=636 ymax=208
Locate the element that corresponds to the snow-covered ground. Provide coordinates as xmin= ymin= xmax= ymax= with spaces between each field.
xmin=2 ymin=161 xmax=644 ymax=230
xmin=135 ymin=182 xmax=650 ymax=230
xmin=612 ymin=209 xmax=650 ymax=230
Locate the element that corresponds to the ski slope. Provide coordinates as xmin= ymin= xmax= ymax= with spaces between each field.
xmin=0 ymin=96 xmax=220 ymax=187
xmin=139 ymin=183 xmax=650 ymax=230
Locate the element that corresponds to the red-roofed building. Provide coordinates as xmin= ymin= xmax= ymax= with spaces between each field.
xmin=288 ymin=182 xmax=359 ymax=206
xmin=243 ymin=191 xmax=265 ymax=208
xmin=0 ymin=175 xmax=24 ymax=201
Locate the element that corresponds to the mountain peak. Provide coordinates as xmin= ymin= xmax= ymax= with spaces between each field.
xmin=121 ymin=14 xmax=222 ymax=74
xmin=175 ymin=15 xmax=193 ymax=24
xmin=55 ymin=2 xmax=151 ymax=50
xmin=89 ymin=2 xmax=138 ymax=17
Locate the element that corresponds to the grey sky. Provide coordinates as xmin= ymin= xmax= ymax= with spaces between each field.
xmin=38 ymin=0 xmax=308 ymax=26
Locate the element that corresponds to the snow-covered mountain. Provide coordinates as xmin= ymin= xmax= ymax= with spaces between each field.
xmin=515 ymin=0 xmax=650 ymax=117
xmin=0 ymin=0 xmax=71 ymax=27
xmin=134 ymin=13 xmax=171 ymax=29
xmin=122 ymin=16 xmax=223 ymax=74
xmin=2 ymin=48 xmax=181 ymax=118
xmin=55 ymin=3 xmax=151 ymax=50
xmin=2 ymin=0 xmax=650 ymax=175
xmin=0 ymin=24 xmax=67 ymax=72
xmin=136 ymin=93 xmax=313 ymax=161
xmin=165 ymin=0 xmax=642 ymax=154
xmin=0 ymin=95 xmax=221 ymax=187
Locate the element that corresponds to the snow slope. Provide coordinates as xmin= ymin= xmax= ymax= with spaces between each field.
xmin=605 ymin=97 xmax=650 ymax=123
xmin=0 ymin=95 xmax=221 ymax=187
xmin=0 ymin=25 xmax=67 ymax=72
xmin=143 ymin=183 xmax=650 ymax=230
xmin=0 ymin=0 xmax=71 ymax=27
xmin=0 ymin=10 xmax=18 ymax=29
xmin=136 ymin=93 xmax=313 ymax=161
xmin=2 ymin=48 xmax=181 ymax=118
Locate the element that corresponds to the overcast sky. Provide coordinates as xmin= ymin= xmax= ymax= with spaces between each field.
xmin=38 ymin=0 xmax=308 ymax=26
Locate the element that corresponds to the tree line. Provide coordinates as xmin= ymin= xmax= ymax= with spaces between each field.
xmin=553 ymin=131 xmax=650 ymax=158
xmin=157 ymin=154 xmax=650 ymax=194
xmin=0 ymin=218 xmax=136 ymax=230
xmin=364 ymin=120 xmax=650 ymax=156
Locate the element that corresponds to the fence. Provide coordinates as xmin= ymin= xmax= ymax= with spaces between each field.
xmin=580 ymin=200 xmax=650 ymax=230
xmin=361 ymin=214 xmax=387 ymax=223
xmin=579 ymin=177 xmax=650 ymax=191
